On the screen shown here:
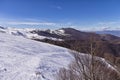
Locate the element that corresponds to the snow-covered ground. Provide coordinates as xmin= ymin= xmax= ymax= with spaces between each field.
xmin=0 ymin=32 xmax=73 ymax=80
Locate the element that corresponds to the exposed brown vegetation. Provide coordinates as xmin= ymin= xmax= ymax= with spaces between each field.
xmin=33 ymin=38 xmax=120 ymax=66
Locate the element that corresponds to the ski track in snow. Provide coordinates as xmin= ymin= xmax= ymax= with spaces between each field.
xmin=0 ymin=33 xmax=73 ymax=80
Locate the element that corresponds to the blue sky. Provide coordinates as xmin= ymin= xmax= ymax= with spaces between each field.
xmin=0 ymin=0 xmax=120 ymax=30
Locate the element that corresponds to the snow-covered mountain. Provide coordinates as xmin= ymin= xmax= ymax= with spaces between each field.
xmin=0 ymin=26 xmax=119 ymax=43
xmin=0 ymin=32 xmax=73 ymax=80
xmin=0 ymin=28 xmax=119 ymax=80
xmin=0 ymin=27 xmax=65 ymax=41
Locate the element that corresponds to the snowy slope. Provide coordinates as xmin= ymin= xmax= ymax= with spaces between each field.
xmin=0 ymin=32 xmax=73 ymax=80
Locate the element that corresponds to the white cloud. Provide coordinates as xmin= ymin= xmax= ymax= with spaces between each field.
xmin=56 ymin=6 xmax=62 ymax=10
xmin=0 ymin=18 xmax=74 ymax=28
xmin=51 ymin=5 xmax=62 ymax=10
xmin=6 ymin=22 xmax=56 ymax=26
xmin=82 ymin=21 xmax=120 ymax=31
xmin=95 ymin=21 xmax=120 ymax=30
xmin=0 ymin=17 xmax=56 ymax=25
xmin=1 ymin=17 xmax=120 ymax=31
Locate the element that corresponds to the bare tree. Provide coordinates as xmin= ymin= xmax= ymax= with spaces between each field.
xmin=57 ymin=51 xmax=120 ymax=80
xmin=57 ymin=36 xmax=120 ymax=80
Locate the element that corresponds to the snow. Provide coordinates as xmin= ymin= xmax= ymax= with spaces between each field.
xmin=57 ymin=29 xmax=65 ymax=34
xmin=0 ymin=27 xmax=64 ymax=41
xmin=53 ymin=29 xmax=67 ymax=36
xmin=0 ymin=32 xmax=73 ymax=80
xmin=31 ymin=35 xmax=63 ymax=41
xmin=100 ymin=58 xmax=118 ymax=71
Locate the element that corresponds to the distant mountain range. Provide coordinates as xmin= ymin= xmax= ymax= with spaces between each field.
xmin=0 ymin=26 xmax=120 ymax=57
xmin=96 ymin=30 xmax=120 ymax=37
xmin=0 ymin=26 xmax=119 ymax=41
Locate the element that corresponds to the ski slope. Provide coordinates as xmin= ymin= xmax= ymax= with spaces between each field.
xmin=0 ymin=33 xmax=73 ymax=80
